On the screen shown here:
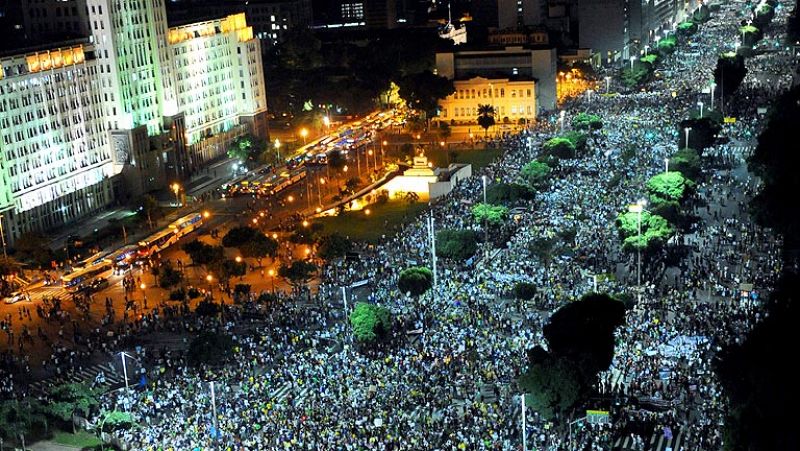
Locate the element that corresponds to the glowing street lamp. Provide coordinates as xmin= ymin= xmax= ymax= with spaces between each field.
xmin=323 ymin=116 xmax=331 ymax=128
xmin=267 ymin=269 xmax=275 ymax=293
xmin=171 ymin=183 xmax=181 ymax=207
xmin=300 ymin=128 xmax=309 ymax=144
xmin=274 ymin=138 xmax=281 ymax=161
xmin=235 ymin=256 xmax=242 ymax=263
xmin=203 ymin=211 xmax=211 ymax=219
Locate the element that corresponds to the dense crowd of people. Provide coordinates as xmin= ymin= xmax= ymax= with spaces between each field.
xmin=1 ymin=1 xmax=797 ymax=449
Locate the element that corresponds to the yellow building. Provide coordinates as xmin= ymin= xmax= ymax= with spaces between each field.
xmin=438 ymin=76 xmax=537 ymax=125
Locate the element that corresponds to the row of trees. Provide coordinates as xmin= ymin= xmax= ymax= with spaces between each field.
xmin=621 ymin=4 xmax=711 ymax=88
xmin=0 ymin=382 xmax=134 ymax=445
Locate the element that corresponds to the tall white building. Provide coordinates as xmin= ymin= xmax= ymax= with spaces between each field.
xmin=0 ymin=43 xmax=115 ymax=240
xmin=0 ymin=3 xmax=269 ymax=244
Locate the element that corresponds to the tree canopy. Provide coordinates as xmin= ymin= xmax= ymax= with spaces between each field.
xmin=646 ymin=171 xmax=692 ymax=203
xmin=350 ymin=302 xmax=393 ymax=342
xmin=520 ymin=161 xmax=552 ymax=189
xmin=316 ymin=233 xmax=353 ymax=260
xmin=279 ymin=260 xmax=317 ymax=291
xmin=542 ymin=137 xmax=577 ymax=159
xmin=436 ymin=229 xmax=479 ymax=261
xmin=615 ymin=210 xmax=674 ymax=251
xmin=397 ymin=266 xmax=433 ymax=297
xmin=396 ymin=71 xmax=454 ymax=122
xmin=571 ymin=113 xmax=603 ymax=131
xmin=486 ymin=182 xmax=536 ymax=205
xmin=471 ymin=203 xmax=509 ymax=226
xmin=669 ymin=148 xmax=702 ymax=180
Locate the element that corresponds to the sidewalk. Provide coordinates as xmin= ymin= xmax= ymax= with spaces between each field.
xmin=47 ymin=158 xmax=239 ymax=251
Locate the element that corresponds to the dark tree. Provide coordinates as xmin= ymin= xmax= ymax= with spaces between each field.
xmin=486 ymin=183 xmax=536 ymax=205
xmin=316 ymin=233 xmax=353 ymax=260
xmin=715 ymin=273 xmax=800 ymax=451
xmin=543 ymin=293 xmax=626 ymax=377
xmin=222 ymin=226 xmax=259 ymax=248
xmin=182 ymin=241 xmax=224 ymax=268
xmin=513 ymin=282 xmax=537 ymax=300
xmin=518 ymin=351 xmax=583 ymax=420
xmin=279 ymin=260 xmax=317 ymax=293
xmin=397 ymin=71 xmax=455 ymax=124
xmin=714 ymin=53 xmax=747 ymax=99
xmin=239 ymin=233 xmax=278 ymax=267
xmin=187 ymin=331 xmax=233 ymax=366
xmin=436 ymin=229 xmax=479 ymax=261
xmin=350 ymin=302 xmax=393 ymax=342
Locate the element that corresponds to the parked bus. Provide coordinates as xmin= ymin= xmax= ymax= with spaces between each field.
xmin=138 ymin=229 xmax=178 ymax=258
xmin=169 ymin=212 xmax=204 ymax=238
xmin=108 ymin=245 xmax=138 ymax=269
xmin=62 ymin=260 xmax=114 ymax=292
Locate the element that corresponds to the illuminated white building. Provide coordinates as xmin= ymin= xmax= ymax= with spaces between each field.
xmin=0 ymin=44 xmax=115 ymax=240
xmin=0 ymin=4 xmax=269 ymax=243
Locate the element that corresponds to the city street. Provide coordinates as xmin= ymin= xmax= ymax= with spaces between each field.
xmin=0 ymin=0 xmax=796 ymax=450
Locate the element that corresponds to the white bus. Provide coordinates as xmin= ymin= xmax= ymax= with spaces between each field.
xmin=62 ymin=260 xmax=114 ymax=292
xmin=169 ymin=213 xmax=204 ymax=238
xmin=73 ymin=252 xmax=110 ymax=269
xmin=138 ymin=229 xmax=178 ymax=259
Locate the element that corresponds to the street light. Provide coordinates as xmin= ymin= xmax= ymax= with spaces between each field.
xmin=627 ymin=199 xmax=647 ymax=300
xmin=559 ymin=110 xmax=566 ymax=133
xmin=684 ymin=126 xmax=692 ymax=149
xmin=171 ymin=183 xmax=181 ymax=207
xmin=481 ymin=175 xmax=487 ymax=204
xmin=300 ymin=128 xmax=309 ymax=144
xmin=630 ymin=55 xmax=636 ymax=70
xmin=322 ymin=116 xmax=331 ymax=128
xmin=665 ymin=158 xmax=669 ymax=173
xmin=203 ymin=211 xmax=211 ymax=219
xmin=709 ymin=81 xmax=717 ymax=109
xmin=235 ymin=256 xmax=242 ymax=263
xmin=697 ymin=101 xmax=704 ymax=118
xmin=605 ymin=76 xmax=611 ymax=93
xmin=267 ymin=269 xmax=275 ymax=293
xmin=274 ymin=138 xmax=281 ymax=162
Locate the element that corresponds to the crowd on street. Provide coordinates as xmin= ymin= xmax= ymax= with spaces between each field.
xmin=0 ymin=1 xmax=797 ymax=450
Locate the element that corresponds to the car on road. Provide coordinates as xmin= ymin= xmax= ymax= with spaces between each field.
xmin=3 ymin=291 xmax=31 ymax=304
xmin=81 ymin=277 xmax=110 ymax=294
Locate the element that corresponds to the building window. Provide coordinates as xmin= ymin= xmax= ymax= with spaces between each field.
xmin=341 ymin=2 xmax=364 ymax=20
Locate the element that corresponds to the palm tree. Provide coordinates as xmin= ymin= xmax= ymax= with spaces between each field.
xmin=477 ymin=104 xmax=496 ymax=137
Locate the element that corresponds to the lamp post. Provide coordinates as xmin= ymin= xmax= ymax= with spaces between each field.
xmin=684 ymin=127 xmax=691 ymax=149
xmin=521 ymin=394 xmax=528 ymax=451
xmin=628 ymin=200 xmax=647 ymax=301
xmin=381 ymin=140 xmax=387 ymax=166
xmin=697 ymin=101 xmax=704 ymax=118
xmin=427 ymin=213 xmax=438 ymax=287
xmin=605 ymin=76 xmax=611 ymax=93
xmin=559 ymin=110 xmax=566 ymax=133
xmin=0 ymin=214 xmax=6 ymax=258
xmin=665 ymin=158 xmax=669 ymax=173
xmin=709 ymin=81 xmax=717 ymax=109
xmin=341 ymin=286 xmax=348 ymax=313
xmin=274 ymin=138 xmax=281 ymax=163
xmin=171 ymin=183 xmax=181 ymax=207
xmin=317 ymin=178 xmax=325 ymax=206
xmin=300 ymin=128 xmax=308 ymax=145
xmin=630 ymin=55 xmax=636 ymax=70
xmin=268 ymin=269 xmax=275 ymax=293
xmin=481 ymin=175 xmax=487 ymax=204
xmin=209 ymin=381 xmax=219 ymax=441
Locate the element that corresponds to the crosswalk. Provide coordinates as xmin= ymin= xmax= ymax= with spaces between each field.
xmin=613 ymin=427 xmax=691 ymax=451
xmin=29 ymin=362 xmax=126 ymax=394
